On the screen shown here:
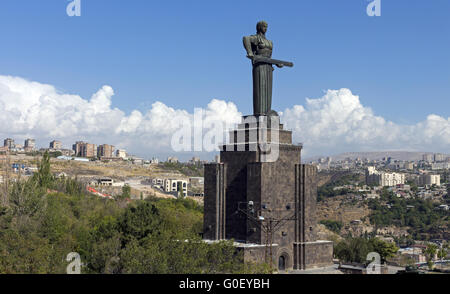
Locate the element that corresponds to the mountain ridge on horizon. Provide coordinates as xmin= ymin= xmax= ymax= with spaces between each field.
xmin=303 ymin=151 xmax=450 ymax=163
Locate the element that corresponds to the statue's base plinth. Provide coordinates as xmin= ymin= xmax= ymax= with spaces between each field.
xmin=203 ymin=115 xmax=334 ymax=271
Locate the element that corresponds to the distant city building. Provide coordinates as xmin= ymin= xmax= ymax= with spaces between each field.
xmin=24 ymin=138 xmax=36 ymax=151
xmin=50 ymin=140 xmax=62 ymax=150
xmin=431 ymin=162 xmax=450 ymax=170
xmin=150 ymin=157 xmax=159 ymax=164
xmin=115 ymin=149 xmax=127 ymax=159
xmin=215 ymin=154 xmax=220 ymax=163
xmin=366 ymin=166 xmax=405 ymax=187
xmin=404 ymin=162 xmax=414 ymax=170
xmin=94 ymin=178 xmax=114 ymax=186
xmin=152 ymin=178 xmax=165 ymax=186
xmin=422 ymin=154 xmax=433 ymax=163
xmin=59 ymin=149 xmax=75 ymax=156
xmin=3 ymin=138 xmax=15 ymax=150
xmin=433 ymin=153 xmax=445 ymax=162
xmin=72 ymin=141 xmax=86 ymax=156
xmin=80 ymin=143 xmax=97 ymax=158
xmin=97 ymin=144 xmax=114 ymax=158
xmin=417 ymin=174 xmax=440 ymax=187
xmin=131 ymin=157 xmax=143 ymax=165
xmin=189 ymin=177 xmax=204 ymax=186
xmin=434 ymin=153 xmax=445 ymax=162
xmin=164 ymin=179 xmax=187 ymax=197
xmin=167 ymin=156 xmax=179 ymax=163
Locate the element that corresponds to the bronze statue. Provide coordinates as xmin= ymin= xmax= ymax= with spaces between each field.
xmin=243 ymin=21 xmax=293 ymax=116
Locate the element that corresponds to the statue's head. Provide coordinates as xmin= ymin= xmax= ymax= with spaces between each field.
xmin=256 ymin=21 xmax=268 ymax=34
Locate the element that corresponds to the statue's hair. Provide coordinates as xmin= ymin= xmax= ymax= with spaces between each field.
xmin=256 ymin=21 xmax=268 ymax=33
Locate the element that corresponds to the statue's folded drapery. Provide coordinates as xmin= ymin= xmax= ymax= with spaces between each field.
xmin=252 ymin=62 xmax=273 ymax=115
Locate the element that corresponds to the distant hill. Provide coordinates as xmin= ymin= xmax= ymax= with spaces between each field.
xmin=304 ymin=151 xmax=449 ymax=162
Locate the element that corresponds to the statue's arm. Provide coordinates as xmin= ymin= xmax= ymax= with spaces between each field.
xmin=243 ymin=35 xmax=257 ymax=59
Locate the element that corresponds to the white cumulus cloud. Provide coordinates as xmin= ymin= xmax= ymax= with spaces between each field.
xmin=0 ymin=75 xmax=448 ymax=159
xmin=281 ymin=88 xmax=450 ymax=157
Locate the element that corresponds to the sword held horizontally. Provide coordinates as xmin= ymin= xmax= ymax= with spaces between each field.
xmin=250 ymin=55 xmax=294 ymax=67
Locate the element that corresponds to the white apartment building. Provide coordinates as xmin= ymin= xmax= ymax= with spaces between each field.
xmin=115 ymin=149 xmax=127 ymax=159
xmin=431 ymin=162 xmax=450 ymax=170
xmin=434 ymin=153 xmax=445 ymax=162
xmin=164 ymin=179 xmax=187 ymax=197
xmin=366 ymin=167 xmax=405 ymax=187
xmin=167 ymin=156 xmax=179 ymax=163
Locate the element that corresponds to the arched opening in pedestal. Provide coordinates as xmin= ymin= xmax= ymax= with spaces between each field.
xmin=278 ymin=255 xmax=286 ymax=271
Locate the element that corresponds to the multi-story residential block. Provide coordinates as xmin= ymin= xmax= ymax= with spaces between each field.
xmin=404 ymin=162 xmax=414 ymax=170
xmin=422 ymin=154 xmax=433 ymax=163
xmin=366 ymin=166 xmax=405 ymax=187
xmin=115 ymin=149 xmax=127 ymax=159
xmin=3 ymin=138 xmax=15 ymax=150
xmin=431 ymin=162 xmax=450 ymax=170
xmin=417 ymin=174 xmax=440 ymax=187
xmin=80 ymin=143 xmax=97 ymax=158
xmin=97 ymin=144 xmax=114 ymax=158
xmin=49 ymin=140 xmax=62 ymax=150
xmin=24 ymin=138 xmax=36 ymax=151
xmin=72 ymin=141 xmax=86 ymax=156
xmin=433 ymin=153 xmax=445 ymax=162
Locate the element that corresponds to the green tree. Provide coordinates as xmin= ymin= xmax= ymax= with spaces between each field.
xmin=319 ymin=219 xmax=343 ymax=234
xmin=118 ymin=184 xmax=131 ymax=200
xmin=369 ymin=238 xmax=398 ymax=264
xmin=334 ymin=237 xmax=371 ymax=264
xmin=117 ymin=201 xmax=161 ymax=245
xmin=437 ymin=245 xmax=448 ymax=260
xmin=8 ymin=178 xmax=46 ymax=218
xmin=32 ymin=151 xmax=53 ymax=189
xmin=423 ymin=243 xmax=438 ymax=270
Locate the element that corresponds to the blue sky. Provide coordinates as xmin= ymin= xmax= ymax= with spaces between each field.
xmin=0 ymin=0 xmax=449 ymax=159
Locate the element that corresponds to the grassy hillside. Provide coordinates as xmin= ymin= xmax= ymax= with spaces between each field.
xmin=0 ymin=152 xmax=268 ymax=274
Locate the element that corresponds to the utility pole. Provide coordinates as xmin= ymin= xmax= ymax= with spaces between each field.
xmin=237 ymin=201 xmax=297 ymax=270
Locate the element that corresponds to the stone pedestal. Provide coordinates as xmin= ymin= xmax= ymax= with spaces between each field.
xmin=203 ymin=115 xmax=333 ymax=270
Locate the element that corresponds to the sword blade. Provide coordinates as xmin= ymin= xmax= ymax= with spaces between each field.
xmin=253 ymin=56 xmax=294 ymax=67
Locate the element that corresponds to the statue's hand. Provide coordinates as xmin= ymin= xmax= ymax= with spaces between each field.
xmin=276 ymin=64 xmax=284 ymax=68
xmin=246 ymin=54 xmax=254 ymax=60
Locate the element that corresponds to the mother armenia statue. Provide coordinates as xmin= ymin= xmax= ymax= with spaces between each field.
xmin=243 ymin=21 xmax=293 ymax=116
